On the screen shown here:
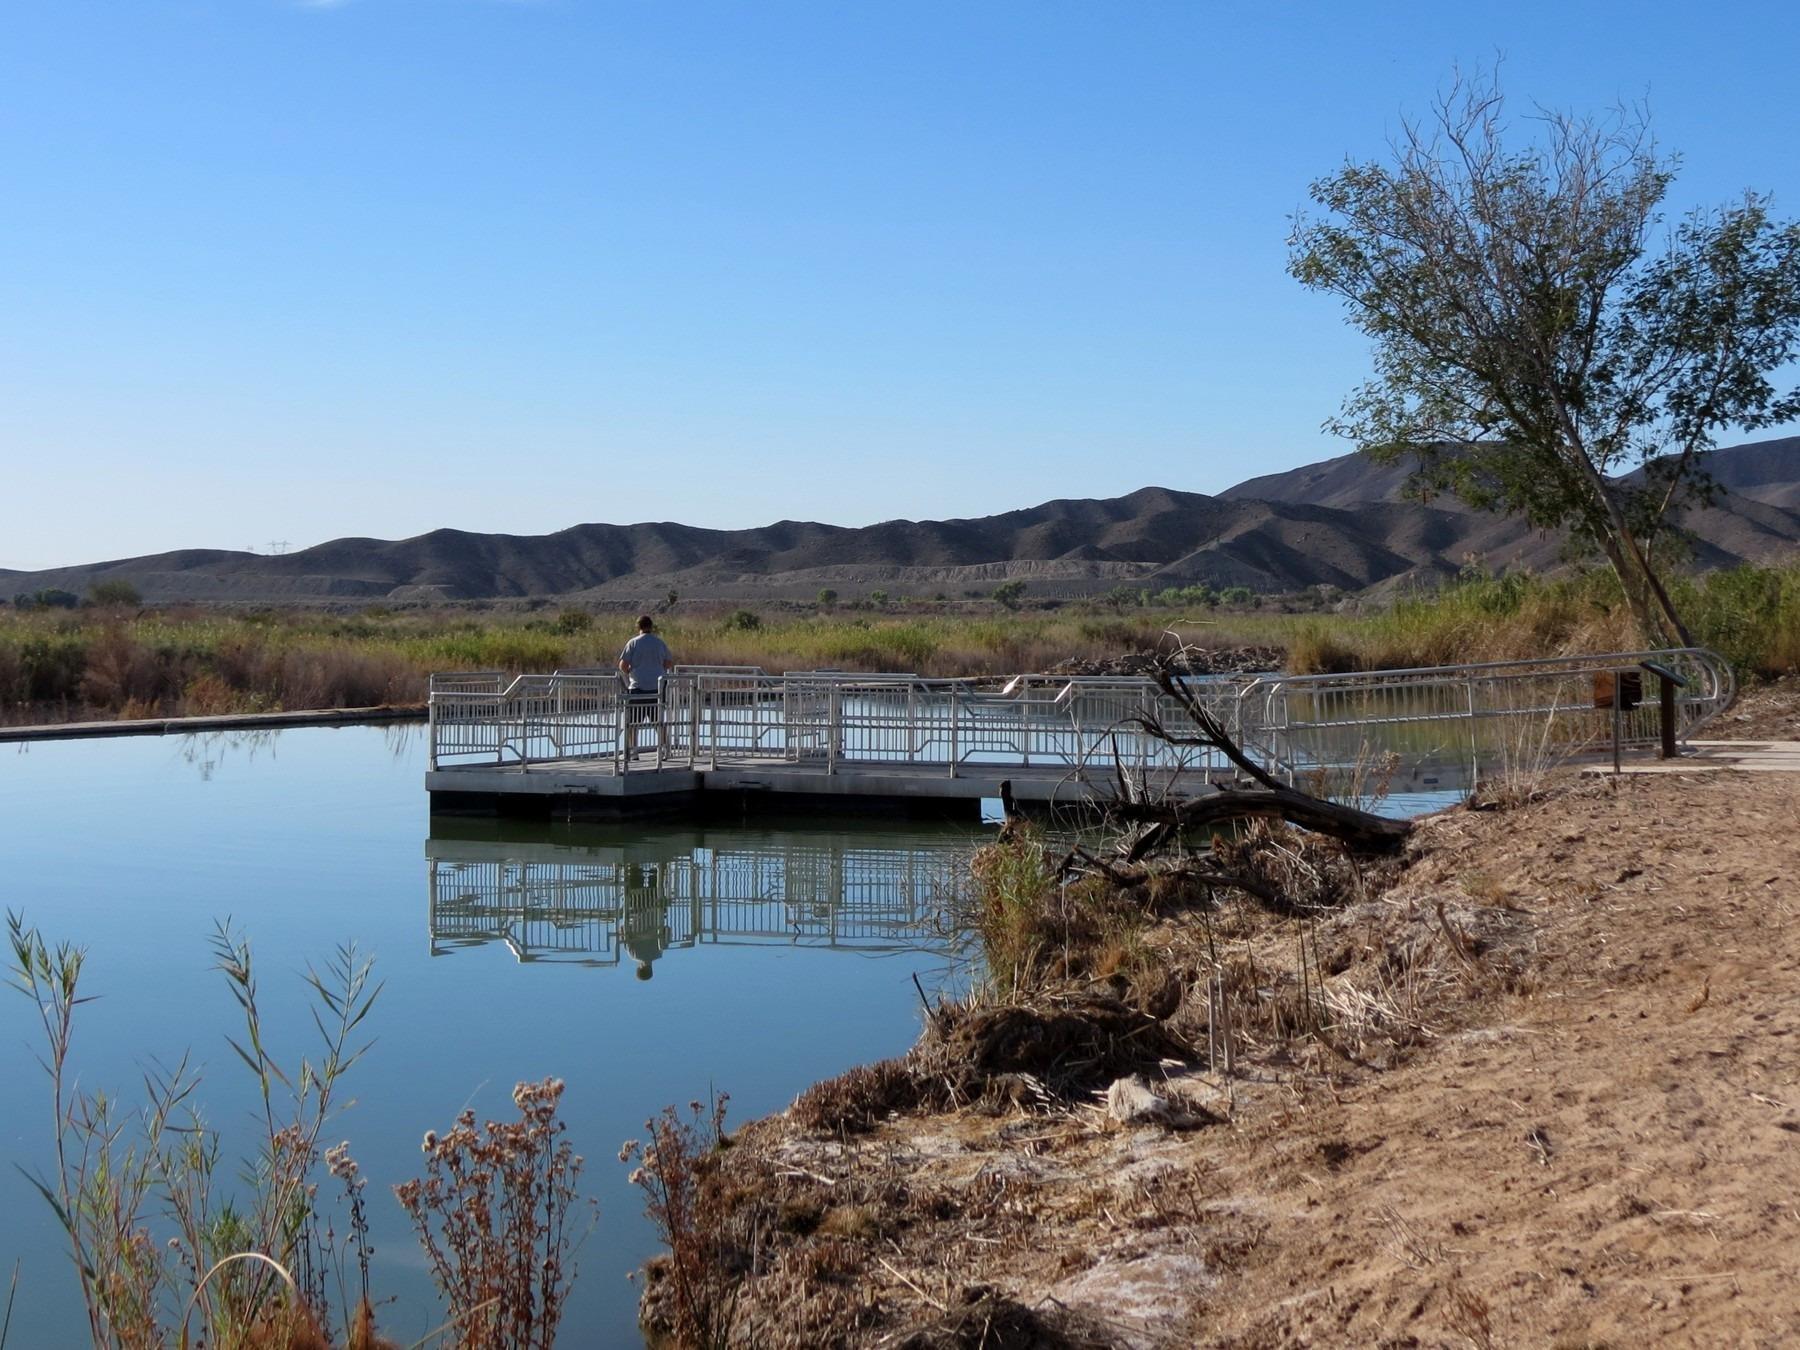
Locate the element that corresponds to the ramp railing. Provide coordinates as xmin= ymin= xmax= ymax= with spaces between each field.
xmin=1242 ymin=647 xmax=1735 ymax=782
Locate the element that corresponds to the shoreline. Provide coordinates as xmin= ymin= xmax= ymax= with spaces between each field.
xmin=638 ymin=759 xmax=1800 ymax=1348
xmin=0 ymin=704 xmax=427 ymax=743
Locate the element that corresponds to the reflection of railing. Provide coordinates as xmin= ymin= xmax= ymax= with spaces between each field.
xmin=426 ymin=837 xmax=968 ymax=966
xmin=428 ymin=649 xmax=1736 ymax=783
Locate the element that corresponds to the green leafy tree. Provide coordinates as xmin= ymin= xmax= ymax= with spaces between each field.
xmin=87 ymin=579 xmax=141 ymax=608
xmin=1289 ymin=74 xmax=1800 ymax=645
xmin=868 ymin=589 xmax=889 ymax=609
xmin=815 ymin=588 xmax=838 ymax=610
xmin=991 ymin=580 xmax=1027 ymax=610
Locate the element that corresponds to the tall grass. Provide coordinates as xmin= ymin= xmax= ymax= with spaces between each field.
xmin=1284 ymin=563 xmax=1800 ymax=679
xmin=6 ymin=915 xmax=588 ymax=1348
xmin=3 ymin=561 xmax=1796 ymax=724
xmin=0 ymin=607 xmax=1183 ymax=724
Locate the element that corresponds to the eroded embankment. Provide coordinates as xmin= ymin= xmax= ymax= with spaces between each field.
xmin=642 ymin=770 xmax=1800 ymax=1349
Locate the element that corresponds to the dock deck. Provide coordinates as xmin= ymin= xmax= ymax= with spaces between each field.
xmin=426 ymin=755 xmax=1245 ymax=819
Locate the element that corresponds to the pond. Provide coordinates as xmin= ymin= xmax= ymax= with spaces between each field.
xmin=0 ymin=725 xmax=980 ymax=1346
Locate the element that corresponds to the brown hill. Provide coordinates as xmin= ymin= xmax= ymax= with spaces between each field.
xmin=8 ymin=439 xmax=1798 ymax=605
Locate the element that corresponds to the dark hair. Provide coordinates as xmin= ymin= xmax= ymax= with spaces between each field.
xmin=636 ymin=615 xmax=654 ymax=632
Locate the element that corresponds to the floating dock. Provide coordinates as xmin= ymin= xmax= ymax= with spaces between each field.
xmin=424 ymin=653 xmax=1735 ymax=820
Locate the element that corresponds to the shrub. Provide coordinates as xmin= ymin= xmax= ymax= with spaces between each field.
xmin=722 ymin=609 xmax=762 ymax=632
xmin=991 ymin=580 xmax=1027 ymax=610
xmin=623 ymin=1094 xmax=737 ymax=1350
xmin=87 ymin=579 xmax=142 ymax=607
xmin=553 ymin=609 xmax=593 ymax=635
xmin=396 ymin=1079 xmax=587 ymax=1349
xmin=18 ymin=588 xmax=81 ymax=611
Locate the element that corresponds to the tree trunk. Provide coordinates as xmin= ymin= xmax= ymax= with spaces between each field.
xmin=1109 ymin=786 xmax=1412 ymax=853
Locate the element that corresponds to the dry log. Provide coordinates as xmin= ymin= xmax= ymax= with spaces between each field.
xmin=1110 ymin=785 xmax=1411 ymax=853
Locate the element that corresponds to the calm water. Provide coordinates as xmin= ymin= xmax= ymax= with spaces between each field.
xmin=0 ymin=726 xmax=979 ymax=1346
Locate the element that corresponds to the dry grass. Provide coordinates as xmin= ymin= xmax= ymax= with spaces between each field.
xmin=394 ymin=1079 xmax=587 ymax=1349
xmin=6 ymin=560 xmax=1799 ymax=724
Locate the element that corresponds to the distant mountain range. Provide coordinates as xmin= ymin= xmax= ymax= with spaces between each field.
xmin=9 ymin=436 xmax=1799 ymax=605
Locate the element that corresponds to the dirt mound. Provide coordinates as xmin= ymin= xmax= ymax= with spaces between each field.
xmin=893 ymin=1287 xmax=1114 ymax=1350
xmin=917 ymin=993 xmax=1184 ymax=1105
xmin=792 ymin=993 xmax=1187 ymax=1135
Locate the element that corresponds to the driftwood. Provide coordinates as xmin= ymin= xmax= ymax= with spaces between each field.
xmin=1109 ymin=784 xmax=1411 ymax=853
xmin=1110 ymin=648 xmax=1414 ymax=853
xmin=1061 ymin=844 xmax=1300 ymax=914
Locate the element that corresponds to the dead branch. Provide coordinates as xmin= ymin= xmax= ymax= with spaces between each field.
xmin=1145 ymin=664 xmax=1287 ymax=792
xmin=1110 ymin=786 xmax=1411 ymax=853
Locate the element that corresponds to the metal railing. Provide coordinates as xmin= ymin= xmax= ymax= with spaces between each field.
xmin=1244 ymin=647 xmax=1735 ymax=781
xmin=428 ymin=648 xmax=1736 ymax=785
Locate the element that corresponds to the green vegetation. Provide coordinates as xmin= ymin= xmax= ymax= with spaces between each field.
xmin=990 ymin=579 xmax=1026 ymax=610
xmin=12 ymin=588 xmax=80 ymax=610
xmin=87 ymin=579 xmax=143 ymax=608
xmin=1290 ymin=73 xmax=1800 ymax=645
xmin=6 ymin=913 xmax=588 ymax=1346
xmin=1 ymin=562 xmax=1796 ymax=725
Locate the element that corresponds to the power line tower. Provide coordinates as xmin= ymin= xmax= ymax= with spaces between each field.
xmin=267 ymin=540 xmax=290 ymax=555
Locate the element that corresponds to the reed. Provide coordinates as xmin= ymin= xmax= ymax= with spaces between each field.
xmin=4 ymin=561 xmax=1797 ymax=725
xmin=6 ymin=915 xmax=589 ymax=1348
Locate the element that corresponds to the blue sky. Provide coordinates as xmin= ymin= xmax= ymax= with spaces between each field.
xmin=3 ymin=1 xmax=1797 ymax=570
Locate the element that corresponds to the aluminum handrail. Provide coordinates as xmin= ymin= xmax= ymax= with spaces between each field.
xmin=427 ymin=649 xmax=1736 ymax=779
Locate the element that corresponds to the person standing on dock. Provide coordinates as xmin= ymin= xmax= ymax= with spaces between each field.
xmin=618 ymin=614 xmax=674 ymax=761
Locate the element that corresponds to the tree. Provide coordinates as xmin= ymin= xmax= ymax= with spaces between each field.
xmin=22 ymin=588 xmax=80 ymax=610
xmin=1289 ymin=73 xmax=1800 ymax=646
xmin=991 ymin=580 xmax=1026 ymax=610
xmin=87 ymin=579 xmax=142 ymax=608
xmin=815 ymin=588 xmax=838 ymax=610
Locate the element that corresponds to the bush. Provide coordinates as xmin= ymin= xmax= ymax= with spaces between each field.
xmin=722 ymin=609 xmax=762 ymax=632
xmin=553 ymin=609 xmax=593 ymax=635
xmin=16 ymin=588 xmax=80 ymax=611
xmin=991 ymin=580 xmax=1027 ymax=610
xmin=87 ymin=579 xmax=142 ymax=607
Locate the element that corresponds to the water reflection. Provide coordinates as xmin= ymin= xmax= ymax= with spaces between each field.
xmin=426 ymin=820 xmax=975 ymax=973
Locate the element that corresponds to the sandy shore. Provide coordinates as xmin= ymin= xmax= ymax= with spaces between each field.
xmin=637 ymin=682 xmax=1800 ymax=1348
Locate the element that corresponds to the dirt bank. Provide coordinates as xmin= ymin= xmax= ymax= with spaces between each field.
xmin=649 ymin=764 xmax=1800 ymax=1348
